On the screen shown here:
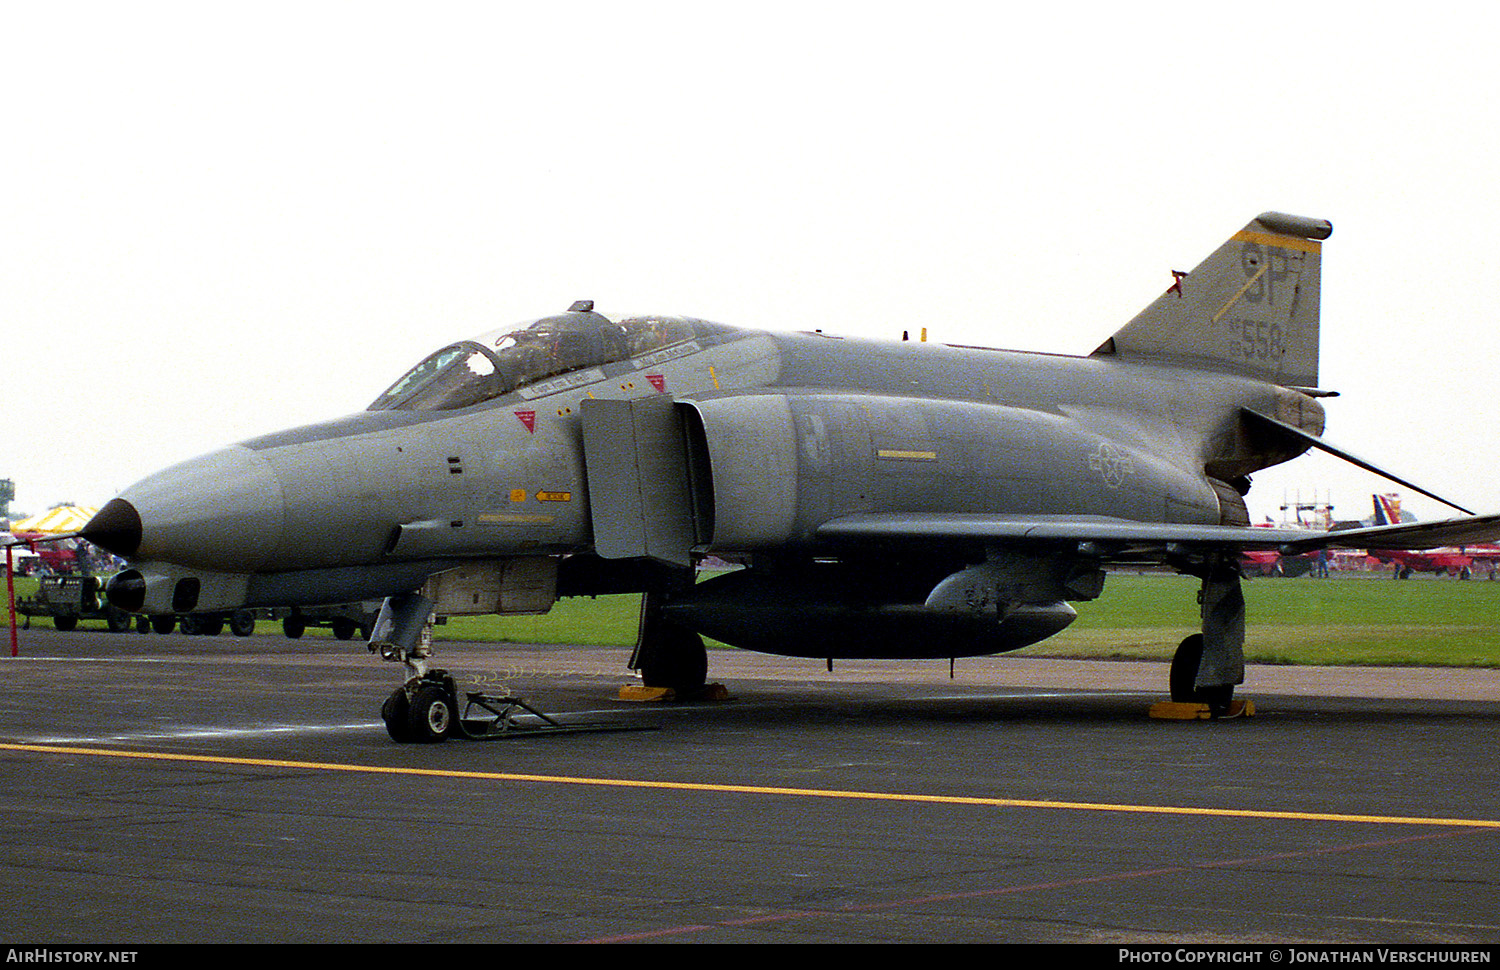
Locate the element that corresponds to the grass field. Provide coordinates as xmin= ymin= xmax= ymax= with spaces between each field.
xmin=1050 ymin=573 xmax=1500 ymax=666
xmin=437 ymin=573 xmax=1500 ymax=667
xmin=10 ymin=572 xmax=1500 ymax=667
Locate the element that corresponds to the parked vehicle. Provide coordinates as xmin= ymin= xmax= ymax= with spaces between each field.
xmin=16 ymin=575 xmax=132 ymax=631
xmin=274 ymin=602 xmax=383 ymax=640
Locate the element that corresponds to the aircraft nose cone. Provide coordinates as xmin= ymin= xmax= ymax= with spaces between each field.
xmin=81 ymin=498 xmax=143 ymax=559
xmin=105 ymin=446 xmax=286 ymax=572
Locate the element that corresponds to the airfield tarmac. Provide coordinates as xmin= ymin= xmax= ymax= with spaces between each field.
xmin=2 ymin=627 xmax=1498 ymax=944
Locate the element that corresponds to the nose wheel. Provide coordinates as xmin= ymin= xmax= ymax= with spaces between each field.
xmin=368 ymin=589 xmax=663 ymax=743
xmin=382 ymin=673 xmax=458 ymax=743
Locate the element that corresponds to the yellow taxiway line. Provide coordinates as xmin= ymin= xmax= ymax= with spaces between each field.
xmin=4 ymin=741 xmax=1498 ymax=830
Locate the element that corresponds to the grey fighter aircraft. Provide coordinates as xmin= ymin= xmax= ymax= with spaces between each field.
xmin=74 ymin=211 xmax=1500 ymax=740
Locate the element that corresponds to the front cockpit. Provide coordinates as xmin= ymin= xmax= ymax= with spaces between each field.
xmin=369 ymin=303 xmax=732 ymax=412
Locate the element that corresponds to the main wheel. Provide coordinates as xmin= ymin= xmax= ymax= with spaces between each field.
xmin=283 ymin=614 xmax=306 ymax=639
xmin=330 ymin=617 xmax=357 ymax=640
xmin=197 ymin=616 xmax=225 ymax=637
xmin=1170 ymin=633 xmax=1234 ymax=713
xmin=151 ymin=614 xmax=176 ymax=634
xmin=1169 ymin=634 xmax=1203 ymax=702
xmin=639 ymin=626 xmax=708 ymax=693
xmin=229 ymin=610 xmax=256 ymax=637
xmin=404 ymin=684 xmax=455 ymax=743
xmin=54 ymin=614 xmax=78 ymax=632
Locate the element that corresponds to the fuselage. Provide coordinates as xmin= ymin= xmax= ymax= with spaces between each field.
xmin=87 ymin=316 xmax=1319 ymax=615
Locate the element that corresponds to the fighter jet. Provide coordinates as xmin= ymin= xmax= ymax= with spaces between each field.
xmin=1368 ymin=494 xmax=1500 ymax=578
xmin=74 ymin=211 xmax=1500 ymax=740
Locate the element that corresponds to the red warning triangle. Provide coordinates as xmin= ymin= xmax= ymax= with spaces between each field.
xmin=647 ymin=374 xmax=665 ymax=392
xmin=515 ymin=410 xmax=536 ymax=433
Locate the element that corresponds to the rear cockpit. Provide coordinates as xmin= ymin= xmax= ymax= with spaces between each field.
xmin=368 ymin=302 xmax=733 ymax=411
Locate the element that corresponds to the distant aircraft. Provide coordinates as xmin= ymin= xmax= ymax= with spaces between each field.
xmin=59 ymin=211 xmax=1500 ymax=740
xmin=1239 ymin=547 xmax=1316 ymax=578
xmin=1368 ymin=494 xmax=1500 ymax=578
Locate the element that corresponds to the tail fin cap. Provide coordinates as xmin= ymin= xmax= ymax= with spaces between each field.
xmin=1254 ymin=212 xmax=1332 ymax=240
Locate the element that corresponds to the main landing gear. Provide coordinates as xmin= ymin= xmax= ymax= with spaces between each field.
xmin=1169 ymin=633 xmax=1236 ymax=712
xmin=630 ymin=589 xmax=709 ymax=695
xmin=1166 ymin=559 xmax=1246 ymax=718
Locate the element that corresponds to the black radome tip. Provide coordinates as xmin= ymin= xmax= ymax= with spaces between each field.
xmin=81 ymin=498 xmax=142 ymax=558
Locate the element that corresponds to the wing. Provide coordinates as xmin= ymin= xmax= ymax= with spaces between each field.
xmin=816 ymin=513 xmax=1313 ymax=560
xmin=816 ymin=512 xmax=1500 ymax=560
xmin=1284 ymin=516 xmax=1500 ymax=552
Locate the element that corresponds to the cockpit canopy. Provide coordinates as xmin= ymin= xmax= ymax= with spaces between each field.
xmin=369 ymin=306 xmax=732 ymax=412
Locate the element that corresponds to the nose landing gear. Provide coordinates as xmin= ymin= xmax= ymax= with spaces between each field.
xmin=368 ymin=589 xmax=657 ymax=743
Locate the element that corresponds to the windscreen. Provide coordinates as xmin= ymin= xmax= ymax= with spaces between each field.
xmin=369 ymin=310 xmax=728 ymax=411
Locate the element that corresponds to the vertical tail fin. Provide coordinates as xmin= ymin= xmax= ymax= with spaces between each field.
xmin=1092 ymin=212 xmax=1332 ymax=388
xmin=1373 ymin=493 xmax=1404 ymax=526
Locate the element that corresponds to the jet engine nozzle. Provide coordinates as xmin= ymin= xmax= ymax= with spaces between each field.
xmin=104 ymin=570 xmax=146 ymax=613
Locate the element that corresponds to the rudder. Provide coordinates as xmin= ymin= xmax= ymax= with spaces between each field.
xmin=1092 ymin=212 xmax=1332 ymax=388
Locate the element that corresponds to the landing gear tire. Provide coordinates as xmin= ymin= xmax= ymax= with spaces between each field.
xmin=381 ymin=688 xmax=415 ymax=743
xmin=639 ymin=627 xmax=708 ymax=694
xmin=230 ymin=610 xmax=256 ymax=637
xmin=151 ymin=614 xmax=176 ymax=634
xmin=106 ymin=607 xmax=132 ymax=633
xmin=405 ymin=684 xmax=455 ymax=743
xmin=1169 ymin=633 xmax=1202 ymax=702
xmin=1170 ymin=633 xmax=1235 ymax=714
xmin=283 ymin=614 xmax=305 ymax=639
xmin=330 ymin=617 xmax=357 ymax=640
xmin=54 ymin=615 xmax=78 ymax=632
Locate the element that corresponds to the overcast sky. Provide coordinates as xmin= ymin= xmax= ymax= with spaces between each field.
xmin=5 ymin=3 xmax=1498 ymax=528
